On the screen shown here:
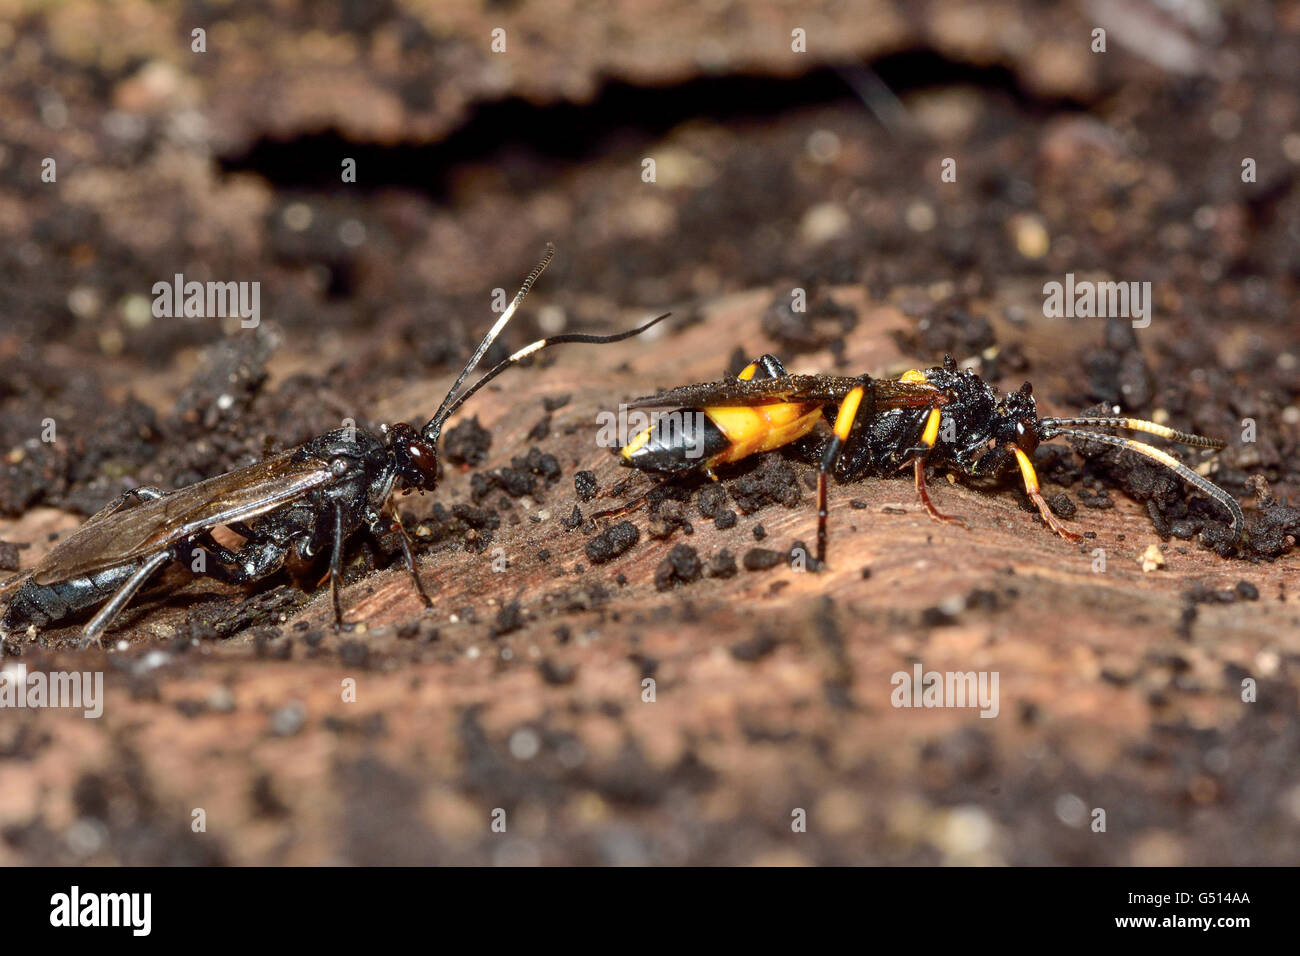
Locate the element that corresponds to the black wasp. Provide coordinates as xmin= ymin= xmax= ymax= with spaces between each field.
xmin=607 ymin=353 xmax=1244 ymax=563
xmin=1 ymin=246 xmax=669 ymax=648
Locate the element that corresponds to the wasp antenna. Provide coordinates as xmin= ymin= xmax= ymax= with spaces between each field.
xmin=1049 ymin=428 xmax=1244 ymax=542
xmin=426 ymin=244 xmax=556 ymax=435
xmin=1040 ymin=416 xmax=1225 ymax=449
xmin=424 ymin=312 xmax=673 ymax=440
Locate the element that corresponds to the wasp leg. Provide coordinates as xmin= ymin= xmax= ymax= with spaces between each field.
xmin=384 ymin=515 xmax=432 ymax=609
xmin=80 ymin=550 xmax=173 ymax=648
xmin=590 ymin=474 xmax=681 ymax=522
xmin=816 ymin=380 xmax=871 ymax=565
xmin=905 ymin=407 xmax=966 ymax=527
xmin=328 ymin=504 xmax=353 ymax=630
xmin=124 ymin=486 xmax=164 ymax=501
xmin=190 ymin=532 xmax=287 ymax=584
xmin=1008 ymin=443 xmax=1081 ymax=542
xmin=912 ymin=459 xmax=965 ymax=526
xmin=737 ymin=354 xmax=788 ymax=381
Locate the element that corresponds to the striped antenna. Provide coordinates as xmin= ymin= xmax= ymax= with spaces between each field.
xmin=1047 ymin=427 xmax=1244 ymax=542
xmin=1040 ymin=416 xmax=1225 ymax=449
xmin=427 ymin=312 xmax=673 ymax=434
xmin=425 ymin=244 xmax=555 ymax=436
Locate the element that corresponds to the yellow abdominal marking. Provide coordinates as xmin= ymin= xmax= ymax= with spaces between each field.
xmin=900 ymin=369 xmax=927 ymax=384
xmin=706 ymin=402 xmax=823 ymax=464
xmin=620 ymin=421 xmax=655 ymax=459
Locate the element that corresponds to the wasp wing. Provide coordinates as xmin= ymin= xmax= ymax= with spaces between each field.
xmin=0 ymin=570 xmax=32 ymax=602
xmin=31 ymin=450 xmax=334 ymax=585
xmin=626 ymin=375 xmax=944 ymax=409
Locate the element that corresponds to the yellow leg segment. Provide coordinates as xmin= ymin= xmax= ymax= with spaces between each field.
xmin=909 ymin=406 xmax=963 ymax=526
xmin=919 ymin=407 xmax=942 ymax=448
xmin=1009 ymin=444 xmax=1081 ymax=542
xmin=832 ymin=385 xmax=864 ymax=441
xmin=898 ymin=370 xmax=962 ymax=527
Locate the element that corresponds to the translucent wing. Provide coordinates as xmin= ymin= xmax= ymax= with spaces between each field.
xmin=625 ymin=375 xmax=944 ymax=409
xmin=31 ymin=450 xmax=334 ymax=585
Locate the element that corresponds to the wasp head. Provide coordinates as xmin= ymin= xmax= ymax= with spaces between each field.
xmin=993 ymin=381 xmax=1042 ymax=452
xmin=386 ymin=422 xmax=440 ymax=491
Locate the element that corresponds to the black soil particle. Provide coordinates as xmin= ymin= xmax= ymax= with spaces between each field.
xmin=527 ymin=414 xmax=551 ymax=441
xmin=1248 ymin=501 xmax=1300 ymax=559
xmin=648 ymin=499 xmax=693 ymax=539
xmin=655 ymin=543 xmax=702 ymax=590
xmin=1048 ymin=491 xmax=1076 ymax=518
xmin=397 ymin=618 xmax=439 ymax=642
xmin=1078 ymin=318 xmax=1156 ymax=410
xmin=743 ymin=547 xmax=784 ymax=571
xmin=250 ymin=773 xmax=290 ymax=819
xmin=511 ymin=447 xmax=562 ymax=482
xmin=475 ymin=467 xmax=535 ymax=499
xmin=730 ymin=630 xmax=779 ymax=662
xmin=338 ymin=640 xmax=371 ymax=668
xmin=814 ymin=597 xmax=853 ymax=709
xmin=574 ymin=470 xmax=598 ymax=501
xmin=537 ymin=657 xmax=576 ymax=685
xmin=696 ymin=483 xmax=737 ymax=528
xmin=760 ymin=288 xmax=857 ymax=355
xmin=414 ymin=501 xmax=502 ymax=556
xmin=585 ymin=521 xmax=639 ymax=564
xmin=895 ymin=307 xmax=994 ymax=362
xmin=490 ymin=595 xmax=526 ymax=637
xmin=174 ymin=335 xmax=273 ymax=433
xmin=697 ymin=483 xmax=728 ymax=518
xmin=449 ymin=503 xmax=500 ymax=532
xmin=730 ymin=457 xmax=801 ymax=513
xmin=921 ymin=603 xmax=961 ymax=627
xmin=442 ymin=416 xmax=492 ymax=466
xmin=0 ymin=540 xmax=20 ymax=572
xmin=706 ymin=549 xmax=738 ymax=578
xmin=1077 ymin=486 xmax=1114 ymax=510
xmin=788 ymin=540 xmax=822 ymax=571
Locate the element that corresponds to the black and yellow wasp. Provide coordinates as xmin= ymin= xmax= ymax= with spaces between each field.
xmin=610 ymin=353 xmax=1244 ymax=563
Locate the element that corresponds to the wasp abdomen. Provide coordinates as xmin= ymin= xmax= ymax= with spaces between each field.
xmin=2 ymin=561 xmax=143 ymax=632
xmin=620 ymin=407 xmax=731 ymax=474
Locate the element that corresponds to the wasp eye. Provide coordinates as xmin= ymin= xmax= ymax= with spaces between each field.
xmin=402 ymin=440 xmax=439 ymax=486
